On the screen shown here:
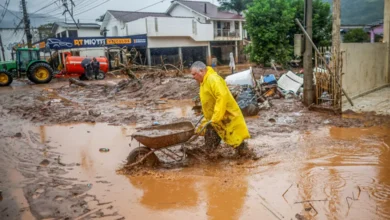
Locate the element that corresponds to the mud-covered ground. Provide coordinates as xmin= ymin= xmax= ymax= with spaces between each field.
xmin=1 ymin=75 xmax=390 ymax=220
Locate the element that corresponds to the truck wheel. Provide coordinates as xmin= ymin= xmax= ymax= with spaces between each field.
xmin=127 ymin=147 xmax=159 ymax=168
xmin=29 ymin=63 xmax=53 ymax=84
xmin=0 ymin=70 xmax=13 ymax=86
xmin=96 ymin=70 xmax=105 ymax=80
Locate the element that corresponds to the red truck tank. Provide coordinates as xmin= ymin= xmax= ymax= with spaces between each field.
xmin=64 ymin=56 xmax=109 ymax=74
xmin=55 ymin=52 xmax=109 ymax=79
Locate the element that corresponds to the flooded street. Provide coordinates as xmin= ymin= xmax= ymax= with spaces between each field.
xmin=4 ymin=122 xmax=389 ymax=219
xmin=1 ymin=79 xmax=390 ymax=219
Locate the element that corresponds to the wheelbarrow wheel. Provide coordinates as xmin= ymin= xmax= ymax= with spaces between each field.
xmin=127 ymin=147 xmax=159 ymax=167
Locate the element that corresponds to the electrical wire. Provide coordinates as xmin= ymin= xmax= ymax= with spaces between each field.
xmin=74 ymin=0 xmax=112 ymax=16
xmin=0 ymin=0 xmax=10 ymax=23
xmin=31 ymin=0 xmax=58 ymax=14
xmin=135 ymin=0 xmax=166 ymax=12
xmin=0 ymin=2 xmax=22 ymax=20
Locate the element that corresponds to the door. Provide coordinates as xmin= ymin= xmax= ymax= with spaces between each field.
xmin=17 ymin=50 xmax=31 ymax=72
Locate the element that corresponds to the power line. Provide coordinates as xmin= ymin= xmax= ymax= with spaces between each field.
xmin=74 ymin=0 xmax=112 ymax=16
xmin=0 ymin=2 xmax=22 ymax=20
xmin=73 ymin=0 xmax=107 ymax=15
xmin=0 ymin=0 xmax=10 ymax=23
xmin=136 ymin=0 xmax=166 ymax=12
xmin=31 ymin=0 xmax=59 ymax=14
xmin=39 ymin=0 xmax=98 ymax=18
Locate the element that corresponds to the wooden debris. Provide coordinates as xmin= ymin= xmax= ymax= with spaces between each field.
xmin=69 ymin=78 xmax=88 ymax=87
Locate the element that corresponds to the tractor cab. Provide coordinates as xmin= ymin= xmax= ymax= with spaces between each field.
xmin=16 ymin=48 xmax=41 ymax=73
xmin=0 ymin=47 xmax=54 ymax=86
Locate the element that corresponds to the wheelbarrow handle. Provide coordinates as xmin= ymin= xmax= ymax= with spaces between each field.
xmin=186 ymin=121 xmax=211 ymax=144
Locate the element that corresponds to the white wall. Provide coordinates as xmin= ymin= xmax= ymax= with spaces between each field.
xmin=55 ymin=26 xmax=67 ymax=37
xmin=148 ymin=37 xmax=208 ymax=48
xmin=105 ymin=16 xmax=126 ymax=36
xmin=143 ymin=17 xmax=213 ymax=41
xmin=170 ymin=4 xmax=207 ymax=23
xmin=342 ymin=43 xmax=389 ymax=98
xmin=0 ymin=29 xmax=26 ymax=61
xmin=79 ymin=48 xmax=105 ymax=57
xmin=127 ymin=19 xmax=147 ymax=35
xmin=77 ymin=29 xmax=101 ymax=37
xmin=55 ymin=27 xmax=100 ymax=38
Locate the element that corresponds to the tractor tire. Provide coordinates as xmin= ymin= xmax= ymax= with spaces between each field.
xmin=127 ymin=147 xmax=159 ymax=168
xmin=96 ymin=70 xmax=105 ymax=80
xmin=29 ymin=63 xmax=53 ymax=84
xmin=0 ymin=70 xmax=13 ymax=86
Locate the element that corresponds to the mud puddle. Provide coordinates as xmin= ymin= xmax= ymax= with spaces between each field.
xmin=16 ymin=121 xmax=389 ymax=219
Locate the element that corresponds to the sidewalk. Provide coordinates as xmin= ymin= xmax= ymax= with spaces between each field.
xmin=343 ymin=86 xmax=390 ymax=115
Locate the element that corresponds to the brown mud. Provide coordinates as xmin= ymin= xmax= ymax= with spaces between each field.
xmin=0 ymin=76 xmax=390 ymax=219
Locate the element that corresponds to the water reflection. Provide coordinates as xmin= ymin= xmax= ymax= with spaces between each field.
xmin=297 ymin=126 xmax=390 ymax=219
xmin=128 ymin=164 xmax=248 ymax=220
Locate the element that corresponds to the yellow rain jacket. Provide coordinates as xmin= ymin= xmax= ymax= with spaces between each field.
xmin=198 ymin=66 xmax=250 ymax=148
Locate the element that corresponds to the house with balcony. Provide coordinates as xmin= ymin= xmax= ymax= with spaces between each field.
xmin=101 ymin=0 xmax=247 ymax=66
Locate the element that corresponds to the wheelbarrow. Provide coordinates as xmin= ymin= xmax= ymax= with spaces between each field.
xmin=127 ymin=119 xmax=208 ymax=168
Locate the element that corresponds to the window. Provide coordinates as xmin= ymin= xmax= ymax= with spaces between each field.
xmin=217 ymin=21 xmax=221 ymax=28
xmin=61 ymin=31 xmax=67 ymax=38
xmin=235 ymin=21 xmax=239 ymax=30
xmin=31 ymin=50 xmax=38 ymax=61
xmin=18 ymin=50 xmax=30 ymax=71
xmin=155 ymin=18 xmax=158 ymax=32
xmin=192 ymin=20 xmax=197 ymax=35
xmin=68 ymin=30 xmax=78 ymax=38
xmin=56 ymin=33 xmax=61 ymax=38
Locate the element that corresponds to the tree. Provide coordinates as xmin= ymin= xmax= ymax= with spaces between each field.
xmin=96 ymin=14 xmax=105 ymax=22
xmin=245 ymin=0 xmax=295 ymax=65
xmin=218 ymin=0 xmax=253 ymax=15
xmin=343 ymin=28 xmax=370 ymax=43
xmin=290 ymin=0 xmax=332 ymax=47
xmin=37 ymin=23 xmax=54 ymax=41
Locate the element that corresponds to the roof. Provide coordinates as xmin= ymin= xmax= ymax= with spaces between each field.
xmin=169 ymin=0 xmax=244 ymax=20
xmin=108 ymin=10 xmax=171 ymax=23
xmin=366 ymin=19 xmax=383 ymax=27
xmin=53 ymin=22 xmax=101 ymax=29
xmin=52 ymin=22 xmax=100 ymax=34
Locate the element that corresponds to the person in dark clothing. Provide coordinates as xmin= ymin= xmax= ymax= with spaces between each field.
xmin=91 ymin=57 xmax=100 ymax=80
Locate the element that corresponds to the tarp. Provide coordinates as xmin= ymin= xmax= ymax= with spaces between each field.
xmin=225 ymin=67 xmax=254 ymax=86
xmin=236 ymin=87 xmax=259 ymax=116
xmin=277 ymin=71 xmax=304 ymax=94
xmin=34 ymin=35 xmax=148 ymax=50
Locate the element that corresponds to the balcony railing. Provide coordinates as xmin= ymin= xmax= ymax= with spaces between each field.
xmin=214 ymin=29 xmax=240 ymax=38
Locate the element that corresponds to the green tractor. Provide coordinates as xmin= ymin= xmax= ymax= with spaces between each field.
xmin=0 ymin=48 xmax=54 ymax=86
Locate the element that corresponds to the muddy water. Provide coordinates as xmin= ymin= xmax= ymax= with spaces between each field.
xmin=27 ymin=123 xmax=390 ymax=219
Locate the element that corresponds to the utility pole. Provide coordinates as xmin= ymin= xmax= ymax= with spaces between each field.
xmin=0 ymin=35 xmax=5 ymax=61
xmin=303 ymin=0 xmax=314 ymax=106
xmin=332 ymin=0 xmax=341 ymax=107
xmin=21 ymin=0 xmax=32 ymax=48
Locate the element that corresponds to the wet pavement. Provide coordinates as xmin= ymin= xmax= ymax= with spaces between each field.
xmin=343 ymin=86 xmax=390 ymax=115
xmin=1 ymin=78 xmax=390 ymax=219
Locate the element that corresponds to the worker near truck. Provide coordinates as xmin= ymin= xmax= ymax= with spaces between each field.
xmin=91 ymin=57 xmax=100 ymax=80
xmin=190 ymin=61 xmax=251 ymax=156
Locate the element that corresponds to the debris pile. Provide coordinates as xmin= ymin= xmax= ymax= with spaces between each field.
xmin=224 ymin=67 xmax=309 ymax=116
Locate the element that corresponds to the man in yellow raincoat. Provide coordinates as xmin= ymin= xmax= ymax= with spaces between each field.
xmin=190 ymin=61 xmax=251 ymax=155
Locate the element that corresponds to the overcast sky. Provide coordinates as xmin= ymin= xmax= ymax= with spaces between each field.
xmin=4 ymin=0 xmax=218 ymax=23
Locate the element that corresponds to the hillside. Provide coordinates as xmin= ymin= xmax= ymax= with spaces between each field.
xmin=323 ymin=0 xmax=384 ymax=25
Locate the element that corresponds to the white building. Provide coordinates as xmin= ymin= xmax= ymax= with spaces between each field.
xmin=51 ymin=22 xmax=104 ymax=57
xmin=101 ymin=0 xmax=248 ymax=66
xmin=0 ymin=28 xmax=27 ymax=61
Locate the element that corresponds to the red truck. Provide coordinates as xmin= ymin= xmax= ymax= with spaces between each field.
xmin=55 ymin=52 xmax=109 ymax=80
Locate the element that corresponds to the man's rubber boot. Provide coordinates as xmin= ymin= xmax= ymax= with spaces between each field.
xmin=236 ymin=142 xmax=251 ymax=157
